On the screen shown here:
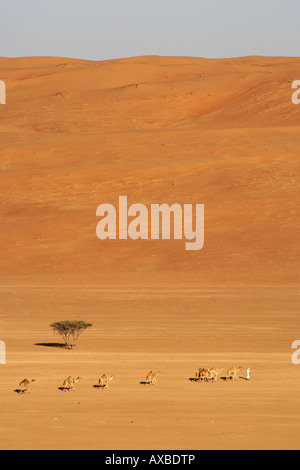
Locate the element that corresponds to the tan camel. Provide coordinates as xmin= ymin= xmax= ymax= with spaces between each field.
xmin=19 ymin=379 xmax=36 ymax=393
xmin=62 ymin=376 xmax=81 ymax=391
xmin=198 ymin=369 xmax=210 ymax=382
xmin=145 ymin=371 xmax=160 ymax=385
xmin=208 ymin=368 xmax=224 ymax=382
xmin=98 ymin=374 xmax=114 ymax=389
xmin=226 ymin=367 xmax=242 ymax=382
xmin=195 ymin=368 xmax=210 ymax=381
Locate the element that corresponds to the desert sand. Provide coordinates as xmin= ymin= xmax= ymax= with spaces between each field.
xmin=0 ymin=55 xmax=299 ymax=450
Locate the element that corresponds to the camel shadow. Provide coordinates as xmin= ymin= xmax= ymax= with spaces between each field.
xmin=189 ymin=378 xmax=199 ymax=382
xmin=58 ymin=387 xmax=73 ymax=392
xmin=35 ymin=343 xmax=67 ymax=349
xmin=14 ymin=389 xmax=26 ymax=394
xmin=220 ymin=376 xmax=245 ymax=382
xmin=93 ymin=385 xmax=107 ymax=389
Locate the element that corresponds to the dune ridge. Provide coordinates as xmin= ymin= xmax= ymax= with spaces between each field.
xmin=0 ymin=56 xmax=299 ymax=286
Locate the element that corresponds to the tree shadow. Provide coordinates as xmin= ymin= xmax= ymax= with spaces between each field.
xmin=35 ymin=343 xmax=67 ymax=349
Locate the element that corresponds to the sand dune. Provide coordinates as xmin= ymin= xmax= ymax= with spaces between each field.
xmin=1 ymin=55 xmax=299 ymax=285
xmin=0 ymin=56 xmax=299 ymax=449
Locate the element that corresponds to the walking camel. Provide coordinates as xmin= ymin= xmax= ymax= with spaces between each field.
xmin=145 ymin=371 xmax=160 ymax=385
xmin=226 ymin=367 xmax=242 ymax=382
xmin=208 ymin=368 xmax=224 ymax=382
xmin=62 ymin=376 xmax=81 ymax=391
xmin=19 ymin=379 xmax=36 ymax=394
xmin=197 ymin=369 xmax=210 ymax=382
xmin=195 ymin=368 xmax=223 ymax=382
xmin=98 ymin=374 xmax=114 ymax=389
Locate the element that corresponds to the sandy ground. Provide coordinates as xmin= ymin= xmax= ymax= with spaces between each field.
xmin=0 ymin=56 xmax=299 ymax=449
xmin=0 ymin=286 xmax=300 ymax=450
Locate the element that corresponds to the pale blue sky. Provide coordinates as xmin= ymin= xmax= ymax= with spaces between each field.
xmin=1 ymin=0 xmax=299 ymax=60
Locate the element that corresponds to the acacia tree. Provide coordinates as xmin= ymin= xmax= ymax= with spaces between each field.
xmin=50 ymin=321 xmax=92 ymax=349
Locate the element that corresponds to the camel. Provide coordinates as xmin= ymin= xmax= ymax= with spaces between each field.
xmin=198 ymin=369 xmax=210 ymax=382
xmin=226 ymin=367 xmax=242 ymax=382
xmin=19 ymin=379 xmax=36 ymax=393
xmin=145 ymin=371 xmax=160 ymax=385
xmin=98 ymin=374 xmax=114 ymax=389
xmin=208 ymin=368 xmax=224 ymax=382
xmin=195 ymin=368 xmax=209 ymax=381
xmin=195 ymin=368 xmax=222 ymax=383
xmin=62 ymin=376 xmax=81 ymax=391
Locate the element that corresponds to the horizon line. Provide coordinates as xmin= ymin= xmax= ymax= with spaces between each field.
xmin=1 ymin=53 xmax=300 ymax=63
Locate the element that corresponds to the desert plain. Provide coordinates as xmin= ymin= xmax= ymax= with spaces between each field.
xmin=0 ymin=55 xmax=299 ymax=450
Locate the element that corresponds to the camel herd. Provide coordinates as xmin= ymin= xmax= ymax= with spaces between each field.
xmin=16 ymin=367 xmax=249 ymax=394
xmin=195 ymin=367 xmax=243 ymax=382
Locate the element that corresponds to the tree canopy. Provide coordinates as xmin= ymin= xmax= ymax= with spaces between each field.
xmin=50 ymin=320 xmax=92 ymax=349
